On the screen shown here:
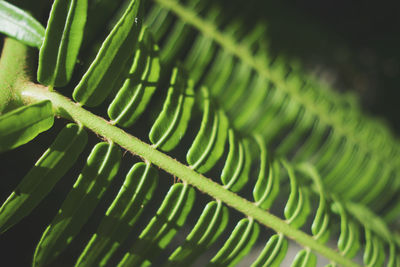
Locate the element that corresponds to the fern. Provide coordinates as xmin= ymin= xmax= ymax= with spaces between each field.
xmin=0 ymin=0 xmax=399 ymax=266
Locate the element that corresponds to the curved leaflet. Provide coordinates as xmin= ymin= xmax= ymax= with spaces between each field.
xmin=388 ymin=243 xmax=400 ymax=267
xmin=296 ymin=163 xmax=331 ymax=244
xmin=333 ymin=202 xmax=361 ymax=259
xmin=251 ymin=234 xmax=288 ymax=267
xmin=252 ymin=136 xmax=280 ymax=210
xmin=363 ymin=229 xmax=385 ymax=267
xmin=108 ymin=27 xmax=161 ymax=127
xmin=118 ymin=183 xmax=195 ymax=266
xmin=186 ymin=87 xmax=229 ymax=173
xmin=149 ymin=67 xmax=195 ymax=151
xmin=282 ymin=160 xmax=311 ymax=229
xmin=183 ymin=33 xmax=216 ymax=83
xmin=166 ymin=201 xmax=229 ymax=266
xmin=73 ymin=0 xmax=142 ymax=106
xmin=220 ymin=130 xmax=252 ymax=192
xmin=38 ymin=0 xmax=88 ymax=86
xmin=291 ymin=249 xmax=317 ymax=267
xmin=209 ymin=218 xmax=259 ymax=267
xmin=232 ymin=76 xmax=270 ymax=130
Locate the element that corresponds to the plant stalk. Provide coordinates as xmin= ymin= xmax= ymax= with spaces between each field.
xmin=0 ymin=33 xmax=360 ymax=267
xmin=0 ymin=38 xmax=34 ymax=114
xmin=20 ymin=84 xmax=361 ymax=267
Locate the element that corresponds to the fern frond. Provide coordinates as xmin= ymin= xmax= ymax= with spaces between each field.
xmin=148 ymin=0 xmax=400 ymax=214
xmin=0 ymin=0 xmax=399 ymax=266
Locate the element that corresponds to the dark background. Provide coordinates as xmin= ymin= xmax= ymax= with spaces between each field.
xmin=251 ymin=0 xmax=400 ymax=133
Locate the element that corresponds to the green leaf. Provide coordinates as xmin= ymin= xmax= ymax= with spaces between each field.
xmin=118 ymin=183 xmax=195 ymax=266
xmin=388 ymin=242 xmax=400 ymax=267
xmin=292 ymin=119 xmax=326 ymax=161
xmin=291 ymin=249 xmax=317 ymax=267
xmin=275 ymin=108 xmax=315 ymax=156
xmin=0 ymin=100 xmax=53 ymax=152
xmin=204 ymin=50 xmax=235 ymax=97
xmin=157 ymin=0 xmax=204 ymax=63
xmin=0 ymin=123 xmax=87 ymax=233
xmin=340 ymin=157 xmax=380 ymax=200
xmin=33 ymin=142 xmax=121 ymax=267
xmin=296 ymin=163 xmax=331 ymax=244
xmin=311 ymin=192 xmax=331 ymax=244
xmin=37 ymin=0 xmax=88 ymax=86
xmin=145 ymin=3 xmax=172 ymax=42
xmin=149 ymin=67 xmax=195 ymax=151
xmin=218 ymin=61 xmax=252 ymax=114
xmin=220 ymin=130 xmax=252 ymax=192
xmin=159 ymin=15 xmax=191 ymax=63
xmin=333 ymin=202 xmax=361 ymax=259
xmin=251 ymin=234 xmax=288 ymax=267
xmin=108 ymin=27 xmax=161 ymax=127
xmin=73 ymin=0 xmax=142 ymax=107
xmin=167 ymin=201 xmax=229 ymax=266
xmin=282 ymin=160 xmax=311 ymax=229
xmin=252 ymin=136 xmax=280 ymax=209
xmin=363 ymin=229 xmax=385 ymax=267
xmin=183 ymin=33 xmax=216 ymax=83
xmin=0 ymin=0 xmax=45 ymax=48
xmin=76 ymin=162 xmax=158 ymax=267
xmin=209 ymin=218 xmax=260 ymax=267
xmin=260 ymin=96 xmax=301 ymax=143
xmin=232 ymin=75 xmax=270 ymax=130
xmin=186 ymin=87 xmax=229 ymax=173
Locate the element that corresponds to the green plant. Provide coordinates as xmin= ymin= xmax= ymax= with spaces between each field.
xmin=0 ymin=0 xmax=399 ymax=266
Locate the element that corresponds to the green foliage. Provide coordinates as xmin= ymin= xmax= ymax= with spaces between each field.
xmin=37 ymin=0 xmax=88 ymax=87
xmin=108 ymin=26 xmax=161 ymax=127
xmin=34 ymin=142 xmax=122 ymax=266
xmin=77 ymin=161 xmax=158 ymax=266
xmin=0 ymin=0 xmax=44 ymax=48
xmin=72 ymin=0 xmax=142 ymax=106
xmin=149 ymin=66 xmax=194 ymax=151
xmin=0 ymin=0 xmax=399 ymax=266
xmin=0 ymin=123 xmax=87 ymax=233
xmin=186 ymin=87 xmax=229 ymax=173
xmin=252 ymin=234 xmax=288 ymax=267
xmin=0 ymin=100 xmax=53 ymax=152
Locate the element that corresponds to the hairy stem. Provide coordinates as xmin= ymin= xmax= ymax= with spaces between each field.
xmin=0 ymin=38 xmax=34 ymax=113
xmin=0 ymin=31 xmax=359 ymax=267
xmin=20 ymin=84 xmax=360 ymax=267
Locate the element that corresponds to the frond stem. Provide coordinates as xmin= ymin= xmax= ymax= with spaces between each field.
xmin=20 ymin=84 xmax=360 ymax=267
